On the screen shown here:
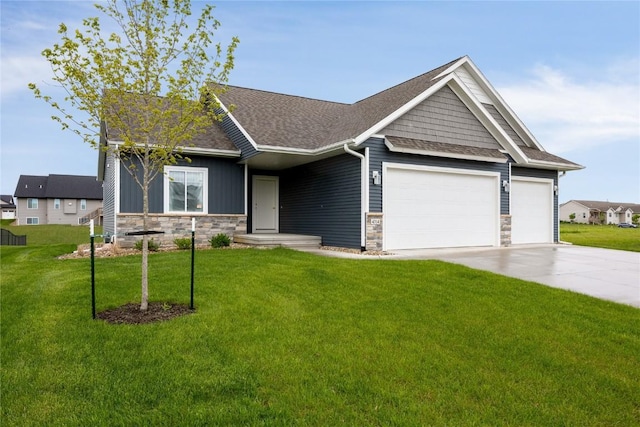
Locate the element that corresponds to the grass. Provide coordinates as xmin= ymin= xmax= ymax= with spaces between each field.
xmin=1 ymin=220 xmax=102 ymax=246
xmin=560 ymin=222 xmax=640 ymax=252
xmin=2 ymin=244 xmax=639 ymax=425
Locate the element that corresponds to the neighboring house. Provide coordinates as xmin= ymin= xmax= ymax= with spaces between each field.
xmin=560 ymin=200 xmax=640 ymax=225
xmin=99 ymin=56 xmax=583 ymax=250
xmin=1 ymin=195 xmax=16 ymax=220
xmin=14 ymin=175 xmax=103 ymax=225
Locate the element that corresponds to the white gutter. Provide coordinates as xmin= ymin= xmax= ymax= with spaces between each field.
xmin=343 ymin=143 xmax=368 ymax=250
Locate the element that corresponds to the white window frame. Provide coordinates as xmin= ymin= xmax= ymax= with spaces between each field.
xmin=26 ymin=217 xmax=39 ymax=225
xmin=163 ymin=166 xmax=208 ymax=214
xmin=54 ymin=198 xmax=61 ymax=209
xmin=27 ymin=198 xmax=38 ymax=209
xmin=80 ymin=199 xmax=87 ymax=210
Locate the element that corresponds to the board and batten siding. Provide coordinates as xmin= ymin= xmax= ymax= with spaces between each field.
xmin=364 ymin=138 xmax=510 ymax=215
xmin=511 ymin=166 xmax=559 ymax=242
xmin=102 ymin=151 xmax=117 ymax=236
xmin=382 ymin=86 xmax=502 ymax=150
xmin=279 ymin=153 xmax=361 ymax=248
xmin=119 ymin=155 xmax=245 ymax=214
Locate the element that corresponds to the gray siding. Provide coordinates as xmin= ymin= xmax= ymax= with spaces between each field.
xmin=364 ymin=138 xmax=510 ymax=215
xmin=47 ymin=199 xmax=101 ymax=225
xmin=278 ymin=153 xmax=361 ymax=249
xmin=15 ymin=197 xmax=47 ymax=225
xmin=219 ymin=112 xmax=259 ymax=160
xmin=102 ymin=152 xmax=117 ymax=235
xmin=483 ymin=104 xmax=526 ymax=146
xmin=120 ymin=155 xmax=244 ymax=214
xmin=511 ymin=166 xmax=559 ymax=242
xmin=382 ymin=86 xmax=502 ymax=150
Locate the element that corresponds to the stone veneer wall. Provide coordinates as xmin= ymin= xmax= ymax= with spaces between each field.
xmin=500 ymin=214 xmax=512 ymax=247
xmin=115 ymin=214 xmax=247 ymax=248
xmin=365 ymin=213 xmax=383 ymax=251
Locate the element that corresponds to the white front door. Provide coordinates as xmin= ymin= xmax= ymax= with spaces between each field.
xmin=252 ymin=175 xmax=279 ymax=233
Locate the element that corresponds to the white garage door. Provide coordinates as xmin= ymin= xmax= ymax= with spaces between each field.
xmin=511 ymin=178 xmax=553 ymax=244
xmin=384 ymin=164 xmax=500 ymax=250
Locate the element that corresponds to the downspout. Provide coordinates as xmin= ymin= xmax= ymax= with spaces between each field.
xmin=343 ymin=143 xmax=367 ymax=251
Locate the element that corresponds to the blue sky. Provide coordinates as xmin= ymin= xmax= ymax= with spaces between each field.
xmin=1 ymin=1 xmax=639 ymax=203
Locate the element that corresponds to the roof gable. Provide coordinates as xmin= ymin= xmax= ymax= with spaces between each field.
xmin=212 ymin=56 xmax=582 ymax=171
xmin=381 ymin=85 xmax=503 ymax=151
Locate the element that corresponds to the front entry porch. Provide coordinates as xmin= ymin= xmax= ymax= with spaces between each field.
xmin=234 ymin=233 xmax=321 ymax=249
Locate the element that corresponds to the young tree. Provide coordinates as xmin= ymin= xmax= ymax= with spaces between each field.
xmin=30 ymin=0 xmax=239 ymax=311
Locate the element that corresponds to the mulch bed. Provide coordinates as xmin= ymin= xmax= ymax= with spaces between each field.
xmin=96 ymin=302 xmax=193 ymax=324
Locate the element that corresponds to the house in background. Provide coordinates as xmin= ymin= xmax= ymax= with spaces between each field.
xmin=560 ymin=200 xmax=640 ymax=225
xmin=99 ymin=56 xmax=583 ymax=250
xmin=14 ymin=174 xmax=103 ymax=225
xmin=1 ymin=195 xmax=16 ymax=220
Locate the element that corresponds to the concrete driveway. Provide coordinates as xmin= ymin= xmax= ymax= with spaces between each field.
xmin=311 ymin=244 xmax=640 ymax=308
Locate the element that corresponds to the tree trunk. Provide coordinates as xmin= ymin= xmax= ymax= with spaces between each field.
xmin=140 ymin=155 xmax=150 ymax=312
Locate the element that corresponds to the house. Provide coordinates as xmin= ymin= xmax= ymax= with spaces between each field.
xmin=99 ymin=56 xmax=583 ymax=250
xmin=560 ymin=200 xmax=640 ymax=225
xmin=13 ymin=174 xmax=103 ymax=225
xmin=1 ymin=195 xmax=16 ymax=220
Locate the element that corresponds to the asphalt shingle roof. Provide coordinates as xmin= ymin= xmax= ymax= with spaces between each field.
xmin=14 ymin=175 xmax=102 ymax=199
xmin=217 ymin=57 xmax=460 ymax=150
xmin=386 ymin=136 xmax=507 ymax=161
xmin=569 ymin=200 xmax=640 ymax=212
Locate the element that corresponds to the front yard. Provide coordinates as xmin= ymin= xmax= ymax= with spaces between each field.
xmin=2 ymin=243 xmax=639 ymax=425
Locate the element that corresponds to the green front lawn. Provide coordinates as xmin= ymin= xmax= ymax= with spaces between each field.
xmin=560 ymin=222 xmax=640 ymax=252
xmin=2 ymin=245 xmax=639 ymax=425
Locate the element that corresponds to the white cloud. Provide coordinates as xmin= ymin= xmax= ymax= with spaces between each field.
xmin=0 ymin=55 xmax=54 ymax=98
xmin=498 ymin=60 xmax=640 ymax=154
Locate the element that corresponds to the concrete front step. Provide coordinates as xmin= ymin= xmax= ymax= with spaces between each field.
xmin=234 ymin=233 xmax=321 ymax=248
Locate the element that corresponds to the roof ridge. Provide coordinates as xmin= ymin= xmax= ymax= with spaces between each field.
xmin=224 ymin=84 xmax=350 ymax=106
xmin=352 ymin=56 xmax=464 ymax=105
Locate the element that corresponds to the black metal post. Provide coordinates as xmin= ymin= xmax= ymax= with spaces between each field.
xmin=90 ymin=235 xmax=96 ymax=319
xmin=190 ymin=229 xmax=195 ymax=310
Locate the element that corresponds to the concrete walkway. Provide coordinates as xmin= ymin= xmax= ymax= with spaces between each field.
xmin=305 ymin=244 xmax=640 ymax=308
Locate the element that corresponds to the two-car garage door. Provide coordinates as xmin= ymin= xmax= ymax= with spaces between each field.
xmin=383 ymin=164 xmax=500 ymax=250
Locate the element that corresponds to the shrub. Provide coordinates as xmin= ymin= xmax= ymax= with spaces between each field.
xmin=210 ymin=233 xmax=231 ymax=248
xmin=134 ymin=238 xmax=160 ymax=252
xmin=173 ymin=237 xmax=192 ymax=250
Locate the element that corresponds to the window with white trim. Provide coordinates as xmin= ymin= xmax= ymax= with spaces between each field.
xmin=80 ymin=199 xmax=87 ymax=210
xmin=163 ymin=166 xmax=208 ymax=213
xmin=54 ymin=199 xmax=61 ymax=209
xmin=26 ymin=217 xmax=39 ymax=225
xmin=27 ymin=198 xmax=38 ymax=209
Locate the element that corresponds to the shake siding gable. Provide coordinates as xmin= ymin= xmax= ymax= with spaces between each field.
xmin=279 ymin=153 xmax=361 ymax=248
xmin=365 ymin=138 xmax=510 ymax=215
xmin=381 ymin=86 xmax=502 ymax=150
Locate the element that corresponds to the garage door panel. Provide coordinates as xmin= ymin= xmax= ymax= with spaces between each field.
xmin=384 ymin=166 xmax=500 ymax=250
xmin=511 ymin=179 xmax=553 ymax=244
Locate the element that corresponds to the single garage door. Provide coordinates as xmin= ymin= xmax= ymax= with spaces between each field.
xmin=511 ymin=177 xmax=554 ymax=244
xmin=384 ymin=164 xmax=500 ymax=250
